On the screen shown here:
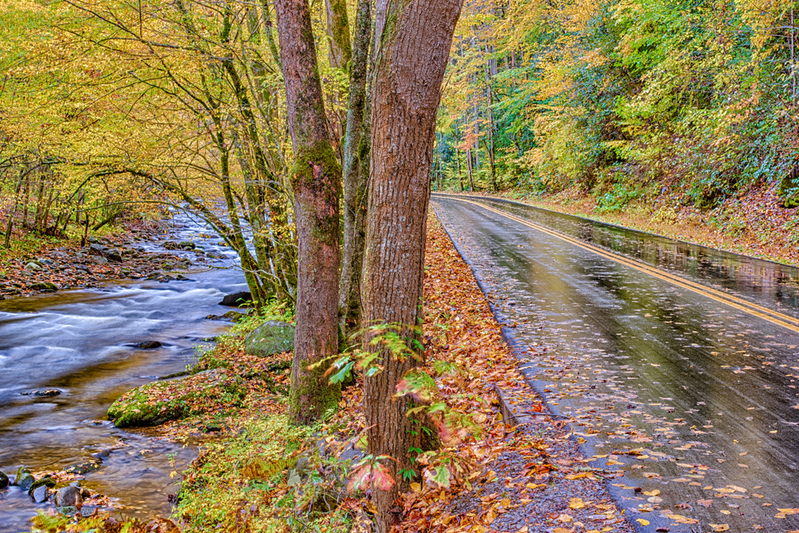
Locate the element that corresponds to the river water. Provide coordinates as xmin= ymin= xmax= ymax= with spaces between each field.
xmin=433 ymin=195 xmax=799 ymax=532
xmin=0 ymin=213 xmax=247 ymax=531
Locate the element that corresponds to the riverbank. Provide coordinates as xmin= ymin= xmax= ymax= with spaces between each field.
xmin=461 ymin=182 xmax=799 ymax=268
xmin=24 ymin=213 xmax=635 ymax=532
xmin=0 ymin=218 xmax=200 ymax=300
xmin=0 ymin=210 xmax=251 ymax=532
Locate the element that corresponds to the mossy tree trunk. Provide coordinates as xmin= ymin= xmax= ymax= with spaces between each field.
xmin=362 ymin=1 xmax=463 ymax=531
xmin=274 ymin=0 xmax=342 ymax=424
xmin=339 ymin=0 xmax=373 ymax=334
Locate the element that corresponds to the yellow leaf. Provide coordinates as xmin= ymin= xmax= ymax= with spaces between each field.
xmin=666 ymin=514 xmax=699 ymax=524
xmin=710 ymin=525 xmax=730 ymax=532
xmin=636 ymin=518 xmax=650 ymax=526
xmin=569 ymin=497 xmax=586 ymax=510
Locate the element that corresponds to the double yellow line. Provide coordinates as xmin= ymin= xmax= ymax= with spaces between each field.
xmin=433 ymin=194 xmax=799 ymax=335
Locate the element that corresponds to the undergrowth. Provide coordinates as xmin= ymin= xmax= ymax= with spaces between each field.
xmin=175 ymin=415 xmax=351 ymax=533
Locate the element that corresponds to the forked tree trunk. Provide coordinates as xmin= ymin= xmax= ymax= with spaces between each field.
xmin=362 ymin=1 xmax=463 ymax=531
xmin=274 ymin=0 xmax=342 ymax=424
xmin=339 ymin=0 xmax=373 ymax=333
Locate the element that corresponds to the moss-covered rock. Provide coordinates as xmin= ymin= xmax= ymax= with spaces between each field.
xmin=244 ymin=321 xmax=294 ymax=357
xmin=29 ymin=476 xmax=56 ymax=492
xmin=16 ymin=470 xmax=34 ymax=491
xmin=108 ymin=369 xmax=248 ymax=428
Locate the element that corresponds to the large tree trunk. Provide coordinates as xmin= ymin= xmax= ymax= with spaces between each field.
xmin=339 ymin=0 xmax=373 ymax=333
xmin=274 ymin=0 xmax=342 ymax=424
xmin=362 ymin=1 xmax=463 ymax=531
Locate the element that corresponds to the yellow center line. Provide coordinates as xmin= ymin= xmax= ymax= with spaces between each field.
xmin=433 ymin=195 xmax=799 ymax=335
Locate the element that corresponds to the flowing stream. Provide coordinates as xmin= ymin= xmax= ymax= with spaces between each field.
xmin=0 ymin=213 xmax=247 ymax=532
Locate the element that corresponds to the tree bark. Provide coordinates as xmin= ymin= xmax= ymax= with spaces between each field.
xmin=339 ymin=0 xmax=373 ymax=333
xmin=324 ymin=0 xmax=352 ymax=71
xmin=362 ymin=1 xmax=463 ymax=531
xmin=274 ymin=0 xmax=342 ymax=424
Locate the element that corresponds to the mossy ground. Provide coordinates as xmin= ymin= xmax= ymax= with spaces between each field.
xmin=107 ymin=371 xmax=248 ymax=428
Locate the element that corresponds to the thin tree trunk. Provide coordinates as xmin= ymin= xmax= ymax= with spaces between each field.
xmin=324 ymin=0 xmax=351 ymax=71
xmin=3 ymin=171 xmax=24 ymax=248
xmin=363 ymin=1 xmax=463 ymax=530
xmin=453 ymin=145 xmax=462 ymax=191
xmin=274 ymin=0 xmax=342 ymax=424
xmin=466 ymin=147 xmax=474 ymax=191
xmin=324 ymin=0 xmax=352 ymax=158
xmin=339 ymin=0 xmax=372 ymax=333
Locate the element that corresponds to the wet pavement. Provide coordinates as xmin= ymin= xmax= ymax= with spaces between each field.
xmin=432 ymin=195 xmax=799 ymax=532
xmin=0 ymin=213 xmax=247 ymax=531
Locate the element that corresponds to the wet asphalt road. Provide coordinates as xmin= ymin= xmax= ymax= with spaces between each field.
xmin=432 ymin=195 xmax=799 ymax=533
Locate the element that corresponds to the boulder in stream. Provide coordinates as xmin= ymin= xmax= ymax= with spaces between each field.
xmin=132 ymin=341 xmax=162 ymax=350
xmin=15 ymin=468 xmax=34 ymax=491
xmin=219 ymin=291 xmax=252 ymax=307
xmin=54 ymin=485 xmax=83 ymax=510
xmin=29 ymin=476 xmax=55 ymax=492
xmin=31 ymin=485 xmax=49 ymax=503
xmin=0 ymin=470 xmax=8 ymax=489
xmin=21 ymin=389 xmax=61 ymax=397
xmin=244 ymin=321 xmax=295 ymax=357
xmin=64 ymin=461 xmax=101 ymax=475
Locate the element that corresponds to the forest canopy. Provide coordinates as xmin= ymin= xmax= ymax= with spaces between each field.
xmin=436 ymin=0 xmax=799 ymax=210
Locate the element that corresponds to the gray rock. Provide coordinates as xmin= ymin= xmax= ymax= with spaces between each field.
xmin=105 ymin=249 xmax=123 ymax=262
xmin=132 ymin=341 xmax=162 ymax=350
xmin=29 ymin=281 xmax=58 ymax=292
xmin=24 ymin=262 xmax=43 ymax=271
xmin=339 ymin=444 xmax=365 ymax=463
xmin=178 ymin=241 xmax=196 ymax=250
xmin=0 ymin=471 xmax=8 ymax=489
xmin=31 ymin=485 xmax=49 ymax=503
xmin=16 ymin=472 xmax=34 ymax=491
xmin=244 ymin=321 xmax=295 ymax=357
xmin=54 ymin=485 xmax=83 ymax=509
xmin=219 ymin=291 xmax=252 ymax=307
xmin=70 ymin=481 xmax=91 ymax=499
